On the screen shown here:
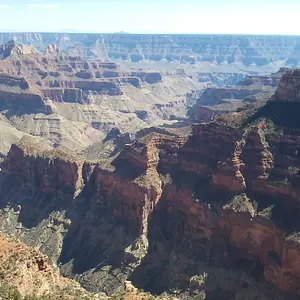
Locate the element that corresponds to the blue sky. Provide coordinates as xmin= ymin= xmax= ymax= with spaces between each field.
xmin=0 ymin=0 xmax=300 ymax=34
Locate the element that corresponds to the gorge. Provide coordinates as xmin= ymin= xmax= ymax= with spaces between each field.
xmin=0 ymin=33 xmax=300 ymax=300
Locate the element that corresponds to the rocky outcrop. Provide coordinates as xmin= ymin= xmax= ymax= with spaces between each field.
xmin=0 ymin=41 xmax=159 ymax=105
xmin=0 ymin=74 xmax=51 ymax=113
xmin=270 ymin=69 xmax=300 ymax=102
xmin=130 ymin=72 xmax=162 ymax=84
xmin=193 ymin=70 xmax=287 ymax=122
xmin=0 ymin=41 xmax=149 ymax=101
xmin=2 ymin=111 xmax=300 ymax=298
xmin=4 ymin=43 xmax=300 ymax=300
xmin=238 ymin=74 xmax=281 ymax=87
xmin=2 ymin=136 xmax=84 ymax=197
xmin=0 ymin=40 xmax=198 ymax=151
xmin=79 ymin=119 xmax=300 ymax=297
xmin=42 ymin=88 xmax=85 ymax=103
xmin=0 ymin=234 xmax=70 ymax=296
xmin=0 ymin=234 xmax=101 ymax=299
xmin=73 ymin=80 xmax=122 ymax=95
xmin=0 ymin=90 xmax=51 ymax=113
xmin=0 ymin=40 xmax=38 ymax=59
xmin=0 ymin=73 xmax=30 ymax=89
xmin=197 ymin=86 xmax=266 ymax=106
xmin=197 ymin=72 xmax=245 ymax=86
xmin=250 ymin=68 xmax=300 ymax=129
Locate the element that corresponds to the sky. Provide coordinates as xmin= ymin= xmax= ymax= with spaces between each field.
xmin=0 ymin=0 xmax=300 ymax=35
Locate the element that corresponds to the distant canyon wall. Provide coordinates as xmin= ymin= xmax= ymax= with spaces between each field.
xmin=0 ymin=33 xmax=300 ymax=67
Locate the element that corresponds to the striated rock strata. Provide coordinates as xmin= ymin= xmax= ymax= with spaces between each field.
xmin=193 ymin=69 xmax=285 ymax=122
xmin=2 ymin=70 xmax=300 ymax=299
xmin=1 ymin=33 xmax=300 ymax=69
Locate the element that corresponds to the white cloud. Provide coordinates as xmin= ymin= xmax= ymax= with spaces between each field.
xmin=16 ymin=11 xmax=25 ymax=15
xmin=26 ymin=4 xmax=58 ymax=8
xmin=0 ymin=5 xmax=9 ymax=9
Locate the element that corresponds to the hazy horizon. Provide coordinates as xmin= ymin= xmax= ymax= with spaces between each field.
xmin=1 ymin=29 xmax=300 ymax=37
xmin=0 ymin=0 xmax=300 ymax=35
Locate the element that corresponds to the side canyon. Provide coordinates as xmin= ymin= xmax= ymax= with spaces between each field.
xmin=1 ymin=34 xmax=300 ymax=300
xmin=1 ymin=68 xmax=300 ymax=299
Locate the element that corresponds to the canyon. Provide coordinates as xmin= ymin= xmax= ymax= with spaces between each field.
xmin=0 ymin=33 xmax=299 ymax=68
xmin=1 ymin=33 xmax=300 ymax=86
xmin=1 ymin=33 xmax=300 ymax=300
xmin=0 ymin=39 xmax=199 ymax=158
xmin=1 ymin=66 xmax=300 ymax=299
xmin=192 ymin=68 xmax=286 ymax=122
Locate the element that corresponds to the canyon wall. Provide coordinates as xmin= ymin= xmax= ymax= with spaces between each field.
xmin=2 ymin=136 xmax=84 ymax=196
xmin=1 ymin=113 xmax=300 ymax=299
xmin=2 ymin=42 xmax=300 ymax=299
xmin=192 ymin=69 xmax=286 ymax=122
xmin=0 ymin=33 xmax=299 ymax=68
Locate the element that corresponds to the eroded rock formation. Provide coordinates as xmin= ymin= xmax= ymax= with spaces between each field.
xmin=0 ymin=234 xmax=94 ymax=298
xmin=1 ymin=33 xmax=300 ymax=69
xmin=193 ymin=69 xmax=286 ymax=122
xmin=0 ymin=40 xmax=198 ymax=158
xmin=2 ymin=57 xmax=300 ymax=299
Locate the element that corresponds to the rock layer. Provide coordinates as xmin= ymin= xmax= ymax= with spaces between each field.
xmin=2 ymin=71 xmax=300 ymax=298
xmin=1 ymin=33 xmax=300 ymax=68
xmin=0 ymin=118 xmax=300 ymax=298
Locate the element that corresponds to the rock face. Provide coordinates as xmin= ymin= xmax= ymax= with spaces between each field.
xmin=0 ymin=234 xmax=85 ymax=298
xmin=193 ymin=69 xmax=286 ymax=122
xmin=251 ymin=68 xmax=300 ymax=129
xmin=0 ymin=39 xmax=38 ymax=59
xmin=270 ymin=69 xmax=300 ymax=102
xmin=2 ymin=136 xmax=84 ymax=197
xmin=130 ymin=72 xmax=162 ymax=84
xmin=0 ymin=33 xmax=300 ymax=68
xmin=0 ymin=41 xmax=146 ymax=100
xmin=0 ymin=40 xmax=198 ymax=158
xmin=197 ymin=72 xmax=246 ymax=86
xmin=3 ymin=47 xmax=300 ymax=299
xmin=2 ymin=77 xmax=300 ymax=298
xmin=197 ymin=86 xmax=263 ymax=106
xmin=0 ymin=74 xmax=51 ymax=113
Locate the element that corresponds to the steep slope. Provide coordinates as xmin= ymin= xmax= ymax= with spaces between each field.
xmin=0 ymin=115 xmax=26 ymax=158
xmin=0 ymin=39 xmax=38 ymax=59
xmin=0 ymin=234 xmax=102 ymax=299
xmin=2 ymin=33 xmax=300 ymax=88
xmin=2 ymin=70 xmax=300 ymax=300
xmin=193 ymin=69 xmax=285 ymax=122
xmin=0 ymin=40 xmax=200 ymax=155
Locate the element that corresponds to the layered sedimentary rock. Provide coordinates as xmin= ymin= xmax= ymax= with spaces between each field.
xmin=0 ymin=112 xmax=299 ymax=299
xmin=3 ymin=48 xmax=300 ymax=300
xmin=0 ymin=234 xmax=101 ymax=299
xmin=2 ymin=136 xmax=84 ymax=196
xmin=130 ymin=72 xmax=162 ymax=84
xmin=0 ymin=39 xmax=38 ymax=59
xmin=197 ymin=72 xmax=246 ymax=86
xmin=193 ymin=69 xmax=286 ymax=122
xmin=0 ymin=74 xmax=51 ymax=113
xmin=270 ymin=69 xmax=300 ymax=102
xmin=42 ymin=88 xmax=84 ymax=103
xmin=0 ymin=40 xmax=198 ymax=156
xmin=0 ymin=41 xmax=147 ymax=100
xmin=1 ymin=33 xmax=300 ymax=90
xmin=0 ymin=108 xmax=299 ymax=299
xmin=0 ymin=40 xmax=165 ymax=101
xmin=1 ymin=33 xmax=300 ymax=68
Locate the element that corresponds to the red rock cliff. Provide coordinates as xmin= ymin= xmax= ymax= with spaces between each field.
xmin=2 ymin=136 xmax=84 ymax=197
xmin=2 ymin=69 xmax=300 ymax=297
